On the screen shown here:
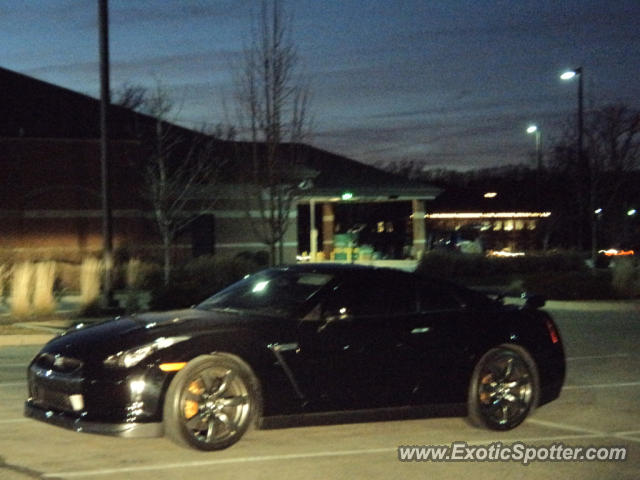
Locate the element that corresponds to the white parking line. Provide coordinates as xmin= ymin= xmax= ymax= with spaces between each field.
xmin=529 ymin=418 xmax=640 ymax=444
xmin=613 ymin=433 xmax=640 ymax=443
xmin=0 ymin=381 xmax=25 ymax=387
xmin=614 ymin=430 xmax=640 ymax=436
xmin=527 ymin=418 xmax=605 ymax=436
xmin=43 ymin=448 xmax=395 ymax=478
xmin=563 ymin=381 xmax=640 ymax=389
xmin=41 ymin=434 xmax=609 ymax=479
xmin=0 ymin=419 xmax=29 ymax=424
xmin=0 ymin=363 xmax=29 ymax=368
xmin=566 ymin=353 xmax=630 ymax=361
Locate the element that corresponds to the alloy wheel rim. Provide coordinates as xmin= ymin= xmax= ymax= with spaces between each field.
xmin=477 ymin=351 xmax=533 ymax=427
xmin=181 ymin=366 xmax=251 ymax=444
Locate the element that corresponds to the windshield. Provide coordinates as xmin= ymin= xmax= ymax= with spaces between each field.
xmin=196 ymin=269 xmax=334 ymax=317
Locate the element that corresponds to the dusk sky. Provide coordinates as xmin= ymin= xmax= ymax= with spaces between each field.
xmin=3 ymin=0 xmax=640 ymax=170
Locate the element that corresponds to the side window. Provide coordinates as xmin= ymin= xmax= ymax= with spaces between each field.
xmin=418 ymin=281 xmax=465 ymax=311
xmin=324 ymin=273 xmax=417 ymax=318
xmin=325 ymin=277 xmax=386 ymax=317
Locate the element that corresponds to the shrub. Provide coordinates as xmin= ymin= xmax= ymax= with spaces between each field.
xmin=10 ymin=262 xmax=34 ymax=318
xmin=125 ymin=258 xmax=144 ymax=290
xmin=416 ymin=250 xmax=587 ymax=279
xmin=32 ymin=261 xmax=57 ymax=315
xmin=611 ymin=257 xmax=639 ymax=298
xmin=149 ymin=255 xmax=261 ymax=310
xmin=522 ymin=270 xmax=616 ymax=300
xmin=80 ymin=258 xmax=103 ymax=309
xmin=122 ymin=258 xmax=159 ymax=313
xmin=56 ymin=261 xmax=81 ymax=292
xmin=0 ymin=264 xmax=9 ymax=304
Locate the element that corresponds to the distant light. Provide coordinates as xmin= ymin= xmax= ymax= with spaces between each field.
xmin=341 ymin=192 xmax=354 ymax=201
xmin=425 ymin=212 xmax=551 ymax=219
xmin=627 ymin=209 xmax=637 ymax=216
xmin=526 ymin=125 xmax=538 ymax=134
xmin=483 ymin=192 xmax=498 ymax=198
xmin=488 ymin=250 xmax=525 ymax=257
xmin=560 ymin=70 xmax=577 ymax=80
xmin=594 ymin=208 xmax=603 ymax=214
xmin=252 ymin=280 xmax=269 ymax=293
xmin=599 ymin=249 xmax=634 ymax=257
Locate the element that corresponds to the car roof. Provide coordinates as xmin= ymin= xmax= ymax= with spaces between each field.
xmin=273 ymin=263 xmax=414 ymax=277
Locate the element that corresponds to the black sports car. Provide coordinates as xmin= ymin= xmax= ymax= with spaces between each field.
xmin=25 ymin=264 xmax=565 ymax=450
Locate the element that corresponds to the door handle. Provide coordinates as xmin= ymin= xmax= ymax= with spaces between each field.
xmin=268 ymin=342 xmax=300 ymax=352
xmin=411 ymin=327 xmax=431 ymax=334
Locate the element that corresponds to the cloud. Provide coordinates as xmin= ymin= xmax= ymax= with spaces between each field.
xmin=110 ymin=0 xmax=254 ymax=25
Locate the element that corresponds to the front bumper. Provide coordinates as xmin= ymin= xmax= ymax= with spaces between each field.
xmin=25 ymin=357 xmax=170 ymax=437
xmin=24 ymin=401 xmax=163 ymax=437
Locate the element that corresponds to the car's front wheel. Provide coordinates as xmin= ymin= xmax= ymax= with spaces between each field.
xmin=467 ymin=344 xmax=539 ymax=430
xmin=163 ymin=354 xmax=261 ymax=450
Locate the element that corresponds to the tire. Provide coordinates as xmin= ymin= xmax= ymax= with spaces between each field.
xmin=467 ymin=344 xmax=539 ymax=430
xmin=163 ymin=354 xmax=261 ymax=450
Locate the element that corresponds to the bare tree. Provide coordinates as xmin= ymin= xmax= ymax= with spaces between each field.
xmin=141 ymin=87 xmax=223 ymax=284
xmin=113 ymin=82 xmax=148 ymax=112
xmin=585 ymin=104 xmax=640 ymax=256
xmin=551 ymin=103 xmax=640 ymax=254
xmin=234 ymin=0 xmax=312 ymax=265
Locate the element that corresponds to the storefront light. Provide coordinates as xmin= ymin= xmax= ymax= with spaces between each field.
xmin=424 ymin=212 xmax=551 ymax=219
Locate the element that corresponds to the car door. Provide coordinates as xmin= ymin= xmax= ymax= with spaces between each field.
xmin=289 ymin=271 xmax=425 ymax=410
xmin=400 ymin=279 xmax=478 ymax=405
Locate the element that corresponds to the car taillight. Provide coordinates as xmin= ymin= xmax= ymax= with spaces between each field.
xmin=545 ymin=319 xmax=560 ymax=344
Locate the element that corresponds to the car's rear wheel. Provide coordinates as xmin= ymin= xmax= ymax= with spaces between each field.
xmin=163 ymin=354 xmax=261 ymax=450
xmin=467 ymin=344 xmax=539 ymax=430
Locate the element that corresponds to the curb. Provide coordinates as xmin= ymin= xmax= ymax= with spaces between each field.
xmin=0 ymin=334 xmax=56 ymax=347
xmin=543 ymin=300 xmax=640 ymax=312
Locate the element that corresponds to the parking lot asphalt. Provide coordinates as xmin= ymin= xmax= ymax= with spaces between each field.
xmin=0 ymin=300 xmax=638 ymax=479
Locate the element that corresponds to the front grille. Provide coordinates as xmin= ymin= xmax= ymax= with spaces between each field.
xmin=34 ymin=353 xmax=83 ymax=374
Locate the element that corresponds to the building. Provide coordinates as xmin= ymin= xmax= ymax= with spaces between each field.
xmin=0 ymin=67 xmax=440 ymax=265
xmin=424 ymin=185 xmax=552 ymax=253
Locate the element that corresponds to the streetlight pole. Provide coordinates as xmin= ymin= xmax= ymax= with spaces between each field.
xmin=526 ymin=124 xmax=541 ymax=169
xmin=99 ymin=0 xmax=115 ymax=308
xmin=561 ymin=67 xmax=591 ymax=256
xmin=527 ymin=124 xmax=542 ymax=211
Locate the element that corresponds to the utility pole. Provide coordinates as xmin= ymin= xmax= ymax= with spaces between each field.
xmin=99 ymin=0 xmax=115 ymax=307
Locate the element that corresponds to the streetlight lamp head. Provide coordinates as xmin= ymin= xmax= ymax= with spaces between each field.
xmin=560 ymin=70 xmax=577 ymax=81
xmin=526 ymin=125 xmax=538 ymax=134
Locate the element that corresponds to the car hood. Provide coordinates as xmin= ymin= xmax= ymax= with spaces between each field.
xmin=39 ymin=308 xmax=251 ymax=361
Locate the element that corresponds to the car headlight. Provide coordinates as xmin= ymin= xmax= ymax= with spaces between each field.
xmin=104 ymin=336 xmax=189 ymax=369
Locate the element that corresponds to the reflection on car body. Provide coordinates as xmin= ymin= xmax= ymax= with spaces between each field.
xmin=25 ymin=264 xmax=565 ymax=450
